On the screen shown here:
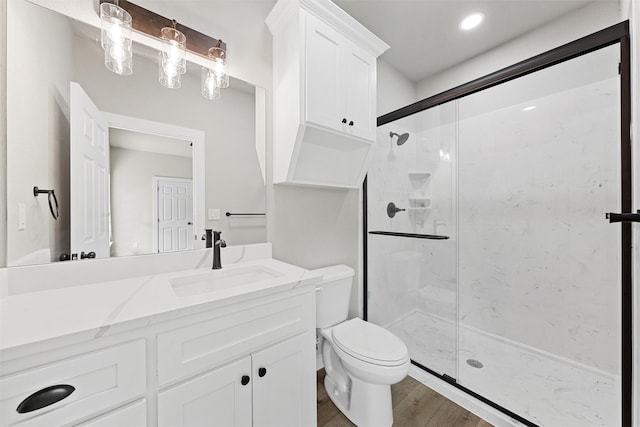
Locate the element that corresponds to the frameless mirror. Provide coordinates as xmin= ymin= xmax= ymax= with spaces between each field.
xmin=5 ymin=0 xmax=267 ymax=266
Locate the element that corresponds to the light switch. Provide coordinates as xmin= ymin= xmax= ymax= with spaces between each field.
xmin=208 ymin=208 xmax=221 ymax=220
xmin=18 ymin=203 xmax=26 ymax=230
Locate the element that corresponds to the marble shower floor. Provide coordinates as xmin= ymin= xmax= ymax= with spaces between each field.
xmin=386 ymin=311 xmax=620 ymax=427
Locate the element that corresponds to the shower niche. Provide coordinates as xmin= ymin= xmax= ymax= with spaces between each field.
xmin=407 ymin=172 xmax=431 ymax=227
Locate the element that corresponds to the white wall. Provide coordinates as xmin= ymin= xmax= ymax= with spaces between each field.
xmin=6 ymin=0 xmax=73 ymax=266
xmin=109 ymin=146 xmax=192 ymax=257
xmin=0 ymin=0 xmax=6 ymax=268
xmin=377 ymin=60 xmax=417 ymax=117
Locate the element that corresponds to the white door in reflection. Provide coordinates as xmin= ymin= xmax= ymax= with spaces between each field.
xmin=70 ymin=82 xmax=110 ymax=259
xmin=155 ymin=177 xmax=194 ymax=253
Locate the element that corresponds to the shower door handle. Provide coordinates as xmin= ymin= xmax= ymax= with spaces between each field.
xmin=606 ymin=210 xmax=640 ymax=223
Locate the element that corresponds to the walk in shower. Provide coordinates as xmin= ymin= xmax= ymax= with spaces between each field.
xmin=365 ymin=24 xmax=632 ymax=427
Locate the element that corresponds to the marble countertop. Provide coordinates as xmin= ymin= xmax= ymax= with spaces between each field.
xmin=0 ymin=257 xmax=321 ymax=360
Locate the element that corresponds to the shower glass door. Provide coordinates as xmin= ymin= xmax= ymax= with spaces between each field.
xmin=366 ymin=40 xmax=624 ymax=427
xmin=456 ymin=44 xmax=621 ymax=427
xmin=368 ymin=100 xmax=458 ymax=379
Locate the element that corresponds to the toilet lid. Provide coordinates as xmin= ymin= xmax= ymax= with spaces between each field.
xmin=332 ymin=318 xmax=408 ymax=366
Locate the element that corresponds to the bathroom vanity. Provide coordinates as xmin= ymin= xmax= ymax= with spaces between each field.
xmin=0 ymin=244 xmax=319 ymax=426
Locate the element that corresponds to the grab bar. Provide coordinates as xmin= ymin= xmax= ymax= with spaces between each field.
xmin=368 ymin=231 xmax=449 ymax=240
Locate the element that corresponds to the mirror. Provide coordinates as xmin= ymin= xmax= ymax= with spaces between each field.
xmin=5 ymin=0 xmax=267 ymax=266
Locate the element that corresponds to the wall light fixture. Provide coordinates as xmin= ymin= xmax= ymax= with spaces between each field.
xmin=100 ymin=1 xmax=133 ymax=75
xmin=159 ymin=23 xmax=187 ymax=89
xmin=98 ymin=0 xmax=229 ymax=99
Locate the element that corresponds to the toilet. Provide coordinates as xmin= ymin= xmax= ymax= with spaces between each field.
xmin=313 ymin=265 xmax=410 ymax=427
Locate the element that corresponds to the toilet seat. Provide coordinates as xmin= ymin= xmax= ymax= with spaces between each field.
xmin=332 ymin=318 xmax=408 ymax=366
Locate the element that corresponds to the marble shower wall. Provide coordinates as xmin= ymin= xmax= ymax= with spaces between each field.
xmin=457 ymin=45 xmax=621 ymax=375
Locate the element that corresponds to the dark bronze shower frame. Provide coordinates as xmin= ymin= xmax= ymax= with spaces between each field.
xmin=364 ymin=21 xmax=632 ymax=427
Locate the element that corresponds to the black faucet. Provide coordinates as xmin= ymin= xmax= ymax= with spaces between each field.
xmin=212 ymin=230 xmax=227 ymax=269
xmin=203 ymin=229 xmax=213 ymax=248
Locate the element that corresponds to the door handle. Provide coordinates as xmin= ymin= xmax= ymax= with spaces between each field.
xmin=606 ymin=210 xmax=640 ymax=223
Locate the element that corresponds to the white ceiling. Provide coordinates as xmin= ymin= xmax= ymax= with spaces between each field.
xmin=154 ymin=0 xmax=600 ymax=84
xmin=75 ymin=0 xmax=610 ymax=86
xmin=333 ymin=0 xmax=597 ymax=83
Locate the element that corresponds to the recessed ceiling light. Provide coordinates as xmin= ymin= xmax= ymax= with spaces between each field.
xmin=459 ymin=13 xmax=485 ymax=31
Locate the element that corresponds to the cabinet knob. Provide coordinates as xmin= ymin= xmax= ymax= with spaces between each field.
xmin=258 ymin=367 xmax=267 ymax=377
xmin=241 ymin=375 xmax=250 ymax=386
xmin=341 ymin=118 xmax=347 ymax=124
xmin=348 ymin=121 xmax=354 ymax=126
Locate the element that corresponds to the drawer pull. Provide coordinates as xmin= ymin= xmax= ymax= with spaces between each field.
xmin=16 ymin=385 xmax=75 ymax=413
xmin=258 ymin=367 xmax=267 ymax=377
xmin=241 ymin=375 xmax=250 ymax=386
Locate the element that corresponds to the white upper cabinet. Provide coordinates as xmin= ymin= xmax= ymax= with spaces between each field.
xmin=305 ymin=13 xmax=376 ymax=142
xmin=343 ymin=46 xmax=376 ymax=141
xmin=267 ymin=0 xmax=388 ymax=189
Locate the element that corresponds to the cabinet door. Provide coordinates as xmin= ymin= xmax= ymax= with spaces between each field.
xmin=304 ymin=13 xmax=345 ymax=132
xmin=252 ymin=333 xmax=316 ymax=427
xmin=344 ymin=43 xmax=376 ymax=141
xmin=157 ymin=357 xmax=252 ymax=427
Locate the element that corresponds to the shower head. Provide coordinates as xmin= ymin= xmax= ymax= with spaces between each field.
xmin=389 ymin=131 xmax=410 ymax=146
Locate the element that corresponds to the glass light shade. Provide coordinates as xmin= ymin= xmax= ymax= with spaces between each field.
xmin=100 ymin=2 xmax=133 ymax=75
xmin=201 ymin=67 xmax=221 ymax=100
xmin=105 ymin=49 xmax=133 ymax=76
xmin=207 ymin=43 xmax=229 ymax=89
xmin=158 ymin=52 xmax=181 ymax=89
xmin=160 ymin=27 xmax=187 ymax=80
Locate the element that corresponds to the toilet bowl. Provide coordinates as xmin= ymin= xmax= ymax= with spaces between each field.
xmin=313 ymin=265 xmax=410 ymax=427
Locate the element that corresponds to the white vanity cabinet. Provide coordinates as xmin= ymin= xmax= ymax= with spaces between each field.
xmin=158 ymin=332 xmax=315 ymax=427
xmin=267 ymin=0 xmax=388 ymax=189
xmin=0 ymin=281 xmax=316 ymax=427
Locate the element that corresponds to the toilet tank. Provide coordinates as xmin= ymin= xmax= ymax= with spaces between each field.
xmin=312 ymin=265 xmax=355 ymax=328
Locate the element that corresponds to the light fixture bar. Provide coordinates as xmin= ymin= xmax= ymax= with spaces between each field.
xmin=98 ymin=0 xmax=227 ymax=59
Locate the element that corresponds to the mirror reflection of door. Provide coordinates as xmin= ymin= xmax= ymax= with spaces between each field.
xmin=70 ymin=82 xmax=110 ymax=259
xmin=155 ymin=178 xmax=194 ymax=253
xmin=109 ymin=129 xmax=193 ymax=258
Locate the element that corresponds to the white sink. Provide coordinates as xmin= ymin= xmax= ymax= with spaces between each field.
xmin=170 ymin=265 xmax=284 ymax=297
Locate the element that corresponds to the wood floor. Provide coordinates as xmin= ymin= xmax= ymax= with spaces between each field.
xmin=317 ymin=369 xmax=494 ymax=427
